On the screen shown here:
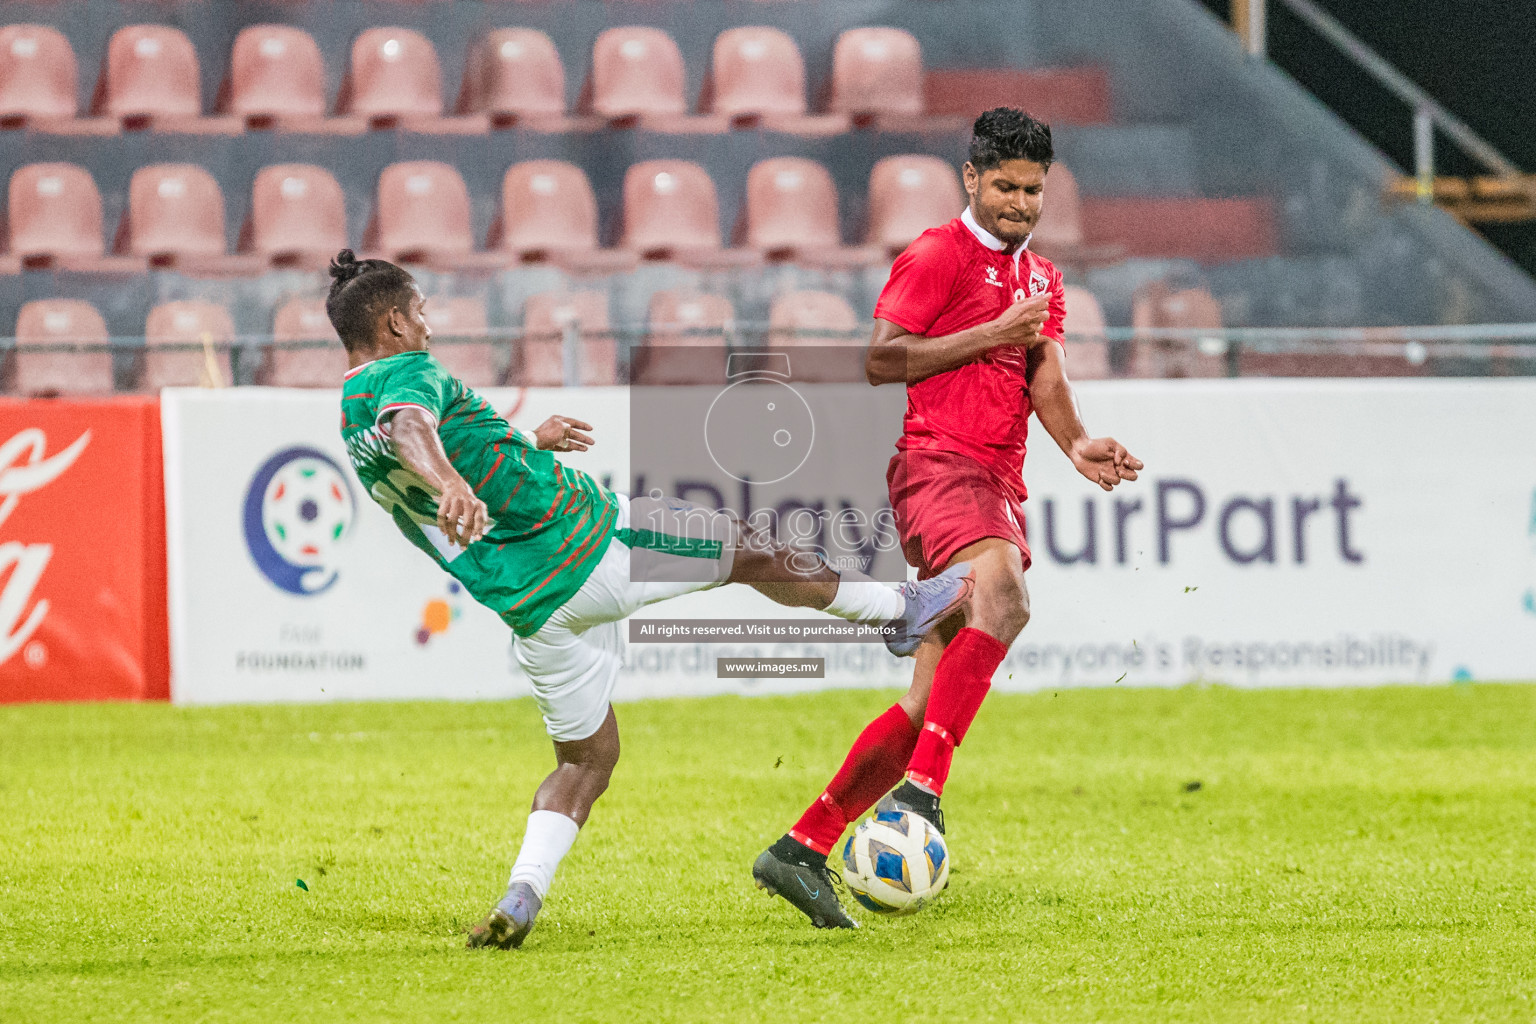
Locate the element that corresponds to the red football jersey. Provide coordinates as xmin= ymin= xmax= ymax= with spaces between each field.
xmin=873 ymin=208 xmax=1066 ymax=499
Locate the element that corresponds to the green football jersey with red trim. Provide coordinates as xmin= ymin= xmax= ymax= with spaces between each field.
xmin=340 ymin=350 xmax=619 ymax=636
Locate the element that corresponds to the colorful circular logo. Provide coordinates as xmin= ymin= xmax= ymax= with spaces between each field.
xmin=243 ymin=447 xmax=356 ymax=595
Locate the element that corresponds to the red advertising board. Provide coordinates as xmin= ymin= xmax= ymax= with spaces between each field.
xmin=0 ymin=398 xmax=168 ymax=701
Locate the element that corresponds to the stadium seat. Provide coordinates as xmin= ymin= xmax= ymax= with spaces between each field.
xmin=704 ymin=27 xmax=832 ymax=132
xmin=8 ymin=162 xmax=102 ymax=267
xmin=767 ymin=290 xmax=864 ymax=382
xmin=828 ymin=28 xmax=924 ymax=126
xmin=520 ymin=290 xmax=615 ymax=387
xmin=739 ymin=157 xmax=872 ymax=266
xmin=865 ymin=156 xmax=964 ymax=255
xmin=1130 ymin=281 xmax=1227 ymax=378
xmin=10 ymin=299 xmax=113 ymax=396
xmin=1061 ymin=284 xmax=1110 ymax=379
xmin=1032 ymin=163 xmax=1084 ymax=257
xmin=222 ymin=25 xmax=328 ymax=131
xmin=767 ymin=290 xmax=859 ymax=341
xmin=0 ymin=24 xmax=79 ymax=127
xmin=635 ymin=290 xmax=732 ymax=386
xmin=620 ymin=160 xmax=727 ymax=261
xmin=424 ymin=296 xmax=499 ymax=387
xmin=93 ymin=25 xmax=234 ymax=133
xmin=116 ymin=163 xmax=238 ymax=270
xmin=266 ymin=297 xmax=348 ymax=387
xmin=492 ymin=161 xmax=637 ymax=272
xmin=340 ymin=28 xmax=481 ymax=133
xmin=365 ymin=161 xmax=501 ymax=269
xmin=458 ymin=29 xmax=565 ymax=128
xmin=239 ymin=164 xmax=349 ymax=268
xmin=586 ymin=27 xmax=689 ymax=128
xmin=142 ymin=300 xmax=234 ymax=389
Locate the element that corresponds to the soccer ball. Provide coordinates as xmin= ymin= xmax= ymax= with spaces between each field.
xmin=840 ymin=809 xmax=950 ymax=915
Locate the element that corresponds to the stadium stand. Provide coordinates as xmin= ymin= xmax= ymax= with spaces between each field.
xmin=635 ymin=288 xmax=731 ymax=384
xmin=424 ymin=296 xmax=498 ymax=387
xmin=0 ymin=0 xmax=1532 ymax=391
xmin=1130 ymin=280 xmax=1228 ymax=378
xmin=1061 ymin=283 xmax=1111 ymax=380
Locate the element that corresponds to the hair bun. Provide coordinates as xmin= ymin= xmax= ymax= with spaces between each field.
xmin=328 ymin=248 xmax=364 ymax=285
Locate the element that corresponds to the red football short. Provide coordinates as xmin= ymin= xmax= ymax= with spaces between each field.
xmin=886 ymin=448 xmax=1031 ymax=578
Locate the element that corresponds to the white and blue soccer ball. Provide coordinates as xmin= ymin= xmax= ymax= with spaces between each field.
xmin=841 ymin=809 xmax=950 ymax=915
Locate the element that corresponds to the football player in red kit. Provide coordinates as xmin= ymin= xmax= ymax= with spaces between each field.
xmin=753 ymin=108 xmax=1144 ymax=928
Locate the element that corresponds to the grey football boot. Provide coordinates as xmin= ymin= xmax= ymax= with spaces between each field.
xmin=875 ymin=781 xmax=945 ymax=835
xmin=752 ymin=847 xmax=859 ymax=929
xmin=884 ymin=562 xmax=975 ymax=657
xmin=465 ymin=882 xmax=542 ymax=949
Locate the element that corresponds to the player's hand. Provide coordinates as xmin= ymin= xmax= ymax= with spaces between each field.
xmin=534 ymin=415 xmax=595 ymax=453
xmin=1070 ymin=437 xmax=1143 ymax=492
xmin=989 ymin=293 xmax=1052 ymax=348
xmin=438 ymin=479 xmax=489 ymax=548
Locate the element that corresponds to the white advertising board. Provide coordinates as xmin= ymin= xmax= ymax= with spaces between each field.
xmin=163 ymin=380 xmax=1536 ymax=705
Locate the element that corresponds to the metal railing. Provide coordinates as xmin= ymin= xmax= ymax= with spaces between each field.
xmin=1235 ymin=0 xmax=1523 ymax=200
xmin=4 ymin=322 xmax=1536 ymax=393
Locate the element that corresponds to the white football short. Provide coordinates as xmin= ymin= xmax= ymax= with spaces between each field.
xmin=514 ymin=492 xmax=737 ymax=742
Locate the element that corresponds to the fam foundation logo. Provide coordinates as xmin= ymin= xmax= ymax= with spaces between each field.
xmin=415 ymin=579 xmax=465 ymax=645
xmin=243 ymin=447 xmax=357 ymax=596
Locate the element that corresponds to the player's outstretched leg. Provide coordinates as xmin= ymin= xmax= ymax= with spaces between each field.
xmin=467 ymin=707 xmax=620 ymax=950
xmin=752 ymin=839 xmax=858 ymax=930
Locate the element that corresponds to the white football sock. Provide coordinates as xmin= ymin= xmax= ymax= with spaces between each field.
xmin=823 ymin=569 xmax=904 ymax=624
xmin=506 ymin=810 xmax=581 ymax=900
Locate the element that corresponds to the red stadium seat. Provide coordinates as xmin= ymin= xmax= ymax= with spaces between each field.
xmin=705 ymin=28 xmax=803 ymax=124
xmin=828 ymin=28 xmax=924 ymax=125
xmin=459 ymin=29 xmax=565 ymax=128
xmin=865 ymin=155 xmax=964 ymax=255
xmin=142 ymin=300 xmax=234 ymax=389
xmin=493 ymin=160 xmax=595 ymax=259
xmin=340 ymin=28 xmax=480 ymax=132
xmin=635 ymin=290 xmax=732 ymax=385
xmin=240 ymin=164 xmax=348 ymax=268
xmin=520 ymin=291 xmax=615 ymax=387
xmin=768 ymin=290 xmax=859 ymax=340
xmin=223 ymin=25 xmax=327 ymax=130
xmin=93 ymin=25 xmax=232 ymax=132
xmin=1061 ymin=284 xmax=1110 ymax=380
xmin=587 ymin=27 xmax=687 ymax=126
xmin=0 ymin=25 xmax=79 ymax=127
xmin=740 ymin=157 xmax=872 ymax=266
xmin=1130 ymin=281 xmax=1227 ymax=378
xmin=116 ymin=163 xmax=230 ymax=268
xmin=620 ymin=160 xmax=722 ymax=260
xmin=365 ymin=161 xmax=500 ymax=268
xmin=1032 ymin=162 xmax=1084 ymax=256
xmin=266 ymin=297 xmax=348 ymax=388
xmin=425 ymin=296 xmax=499 ymax=387
xmin=8 ymin=162 xmax=101 ymax=266
xmin=767 ymin=290 xmax=863 ymax=382
xmin=10 ymin=299 xmax=113 ymax=396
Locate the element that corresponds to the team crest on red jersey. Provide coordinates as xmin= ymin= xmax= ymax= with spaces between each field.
xmin=1028 ymin=270 xmax=1050 ymax=296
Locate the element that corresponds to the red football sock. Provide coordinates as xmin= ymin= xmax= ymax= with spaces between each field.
xmin=789 ymin=704 xmax=919 ymax=855
xmin=905 ymin=627 xmax=1008 ymax=796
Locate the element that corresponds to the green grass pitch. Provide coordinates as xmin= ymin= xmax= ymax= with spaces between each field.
xmin=3 ymin=684 xmax=1535 ymax=1023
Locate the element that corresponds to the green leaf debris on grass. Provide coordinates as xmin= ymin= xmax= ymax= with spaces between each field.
xmin=3 ymin=685 xmax=1536 ymax=1022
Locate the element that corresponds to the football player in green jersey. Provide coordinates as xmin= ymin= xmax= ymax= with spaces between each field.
xmin=327 ymin=251 xmax=976 ymax=946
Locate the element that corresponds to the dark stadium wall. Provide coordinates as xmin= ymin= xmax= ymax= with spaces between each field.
xmin=1195 ymin=0 xmax=1536 ymax=280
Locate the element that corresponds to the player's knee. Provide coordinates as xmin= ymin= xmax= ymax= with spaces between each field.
xmin=974 ymin=580 xmax=1029 ymax=640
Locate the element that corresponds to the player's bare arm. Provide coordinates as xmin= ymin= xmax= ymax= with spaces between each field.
xmin=532 ymin=416 xmax=595 ymax=453
xmin=1026 ymin=342 xmax=1143 ymax=492
xmin=865 ymin=293 xmax=1052 ymax=386
xmin=387 ymin=406 xmax=489 ymax=547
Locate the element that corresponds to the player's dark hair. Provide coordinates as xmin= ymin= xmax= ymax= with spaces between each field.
xmin=325 ymin=249 xmax=416 ymax=352
xmin=968 ymin=107 xmax=1054 ymax=173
